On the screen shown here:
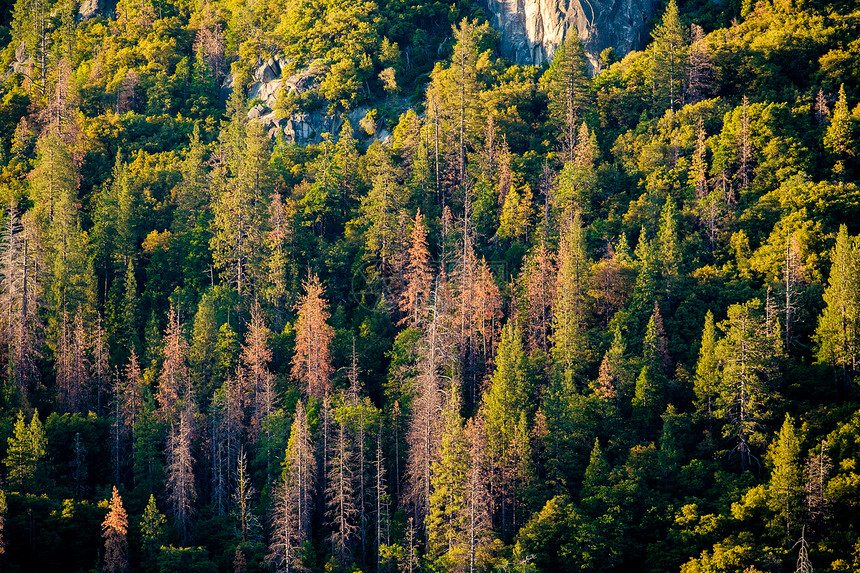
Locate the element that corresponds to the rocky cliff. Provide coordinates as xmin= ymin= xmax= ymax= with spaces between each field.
xmin=483 ymin=0 xmax=661 ymax=70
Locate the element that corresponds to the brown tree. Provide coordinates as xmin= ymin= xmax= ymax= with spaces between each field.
xmin=167 ymin=403 xmax=196 ymax=545
xmin=1 ymin=209 xmax=42 ymax=393
xmin=270 ymin=400 xmax=316 ymax=572
xmin=213 ymin=374 xmax=244 ymax=515
xmin=72 ymin=309 xmax=89 ymax=410
xmin=805 ymin=439 xmax=832 ymax=532
xmin=56 ymin=308 xmax=89 ymax=413
xmin=464 ymin=415 xmax=492 ymax=573
xmin=400 ymin=210 xmax=433 ymax=327
xmin=521 ymin=242 xmax=556 ymax=354
xmin=102 ymin=486 xmax=130 ymax=573
xmin=193 ymin=22 xmax=226 ymax=87
xmin=292 ymin=273 xmax=335 ymax=399
xmin=687 ymin=24 xmax=713 ymax=104
xmin=157 ymin=305 xmax=190 ymax=419
xmin=91 ymin=313 xmax=109 ymax=415
xmin=242 ymin=299 xmax=274 ymax=436
xmin=121 ymin=349 xmax=143 ymax=436
xmin=327 ymin=411 xmax=358 ymax=571
xmin=406 ymin=306 xmax=449 ymax=521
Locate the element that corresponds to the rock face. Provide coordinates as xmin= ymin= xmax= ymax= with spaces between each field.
xmin=243 ymin=59 xmax=395 ymax=145
xmin=483 ymin=0 xmax=661 ymax=70
xmin=78 ymin=0 xmax=101 ymax=20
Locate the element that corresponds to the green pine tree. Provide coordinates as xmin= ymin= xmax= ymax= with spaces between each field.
xmin=693 ymin=311 xmax=719 ymax=430
xmin=4 ymin=409 xmax=46 ymax=491
xmin=766 ymin=415 xmax=802 ymax=543
xmin=815 ymin=225 xmax=860 ymax=398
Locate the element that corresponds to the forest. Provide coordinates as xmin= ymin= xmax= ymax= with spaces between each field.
xmin=0 ymin=0 xmax=858 ymax=570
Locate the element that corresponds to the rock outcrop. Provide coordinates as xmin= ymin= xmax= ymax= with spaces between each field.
xmin=483 ymin=0 xmax=661 ymax=70
xmin=242 ymin=60 xmax=368 ymax=145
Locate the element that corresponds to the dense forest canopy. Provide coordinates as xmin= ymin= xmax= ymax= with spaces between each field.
xmin=0 ymin=0 xmax=858 ymax=570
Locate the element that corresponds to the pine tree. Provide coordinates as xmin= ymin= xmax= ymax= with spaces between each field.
xmin=234 ymin=448 xmax=259 ymax=542
xmin=449 ymin=19 xmax=489 ymax=187
xmin=716 ymin=299 xmax=781 ymax=470
xmin=4 ymin=409 xmax=46 ymax=490
xmin=56 ymin=307 xmax=74 ymax=411
xmin=795 ymin=526 xmax=813 ymax=573
xmin=30 ymin=133 xmax=93 ymax=317
xmin=687 ymin=24 xmax=713 ymax=104
xmin=805 ymin=439 xmax=831 ymax=532
xmin=71 ymin=308 xmax=89 ymax=411
xmin=292 ymin=273 xmax=335 ymax=399
xmin=483 ymin=322 xmax=531 ymax=540
xmin=264 ymin=191 xmax=295 ymax=307
xmin=373 ymin=420 xmax=390 ymax=568
xmin=590 ymin=325 xmax=625 ymax=408
xmin=581 ymin=438 xmax=609 ymax=506
xmin=554 ymin=123 xmax=598 ymax=216
xmin=1 ymin=207 xmax=42 ymax=393
xmin=400 ymin=209 xmax=433 ymax=327
xmin=213 ymin=373 xmax=244 ymax=514
xmin=271 ymin=401 xmax=316 ymax=573
xmin=658 ymin=198 xmax=681 ymax=303
xmin=630 ymin=229 xmax=660 ymax=331
xmin=361 ymin=142 xmax=407 ymax=272
xmin=242 ymin=299 xmax=274 ymax=436
xmin=633 ymin=304 xmax=669 ymax=428
xmin=102 ymin=486 xmax=130 ymax=573
xmin=464 ymin=415 xmax=492 ymax=572
xmin=471 ymin=258 xmax=503 ymax=370
xmin=327 ymin=410 xmax=358 ymax=571
xmin=540 ymin=35 xmax=591 ymax=162
xmin=406 ymin=306 xmax=447 ymax=520
xmin=738 ymin=95 xmax=753 ymax=188
xmin=767 ymin=415 xmax=803 ymax=543
xmin=824 ymin=84 xmax=854 ymax=174
xmin=91 ymin=313 xmax=109 ymax=415
xmin=521 ymin=242 xmax=556 ymax=355
xmin=118 ymin=259 xmax=140 ymax=359
xmin=650 ymin=0 xmax=689 ymax=113
xmin=140 ymin=494 xmax=167 ymax=569
xmin=551 ymin=213 xmax=589 ymax=381
xmin=167 ymin=403 xmax=196 ymax=545
xmin=815 ymin=225 xmax=860 ymax=398
xmin=174 ymin=124 xmax=210 ymax=231
xmin=157 ymin=305 xmax=190 ymax=419
xmin=693 ymin=311 xmax=719 ymax=431
xmin=211 ymin=122 xmax=271 ymax=295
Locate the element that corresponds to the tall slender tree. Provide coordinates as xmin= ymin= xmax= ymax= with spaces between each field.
xmin=157 ymin=305 xmax=190 ymax=419
xmin=551 ymin=213 xmax=589 ymax=381
xmin=400 ymin=209 xmax=433 ymax=327
xmin=815 ymin=225 xmax=860 ymax=399
xmin=716 ymin=299 xmax=781 ymax=470
xmin=292 ymin=273 xmax=335 ymax=399
xmin=167 ymin=403 xmax=196 ymax=545
xmin=327 ymin=409 xmax=358 ymax=571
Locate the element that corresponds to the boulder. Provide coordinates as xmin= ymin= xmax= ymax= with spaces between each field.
xmin=482 ymin=0 xmax=661 ymax=71
xmin=247 ymin=104 xmax=267 ymax=119
xmin=282 ymin=70 xmax=320 ymax=96
xmin=254 ymin=58 xmax=281 ymax=83
xmin=78 ymin=0 xmax=101 ymax=20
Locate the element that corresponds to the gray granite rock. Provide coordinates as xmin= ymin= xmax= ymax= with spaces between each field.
xmin=483 ymin=0 xmax=660 ymax=71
